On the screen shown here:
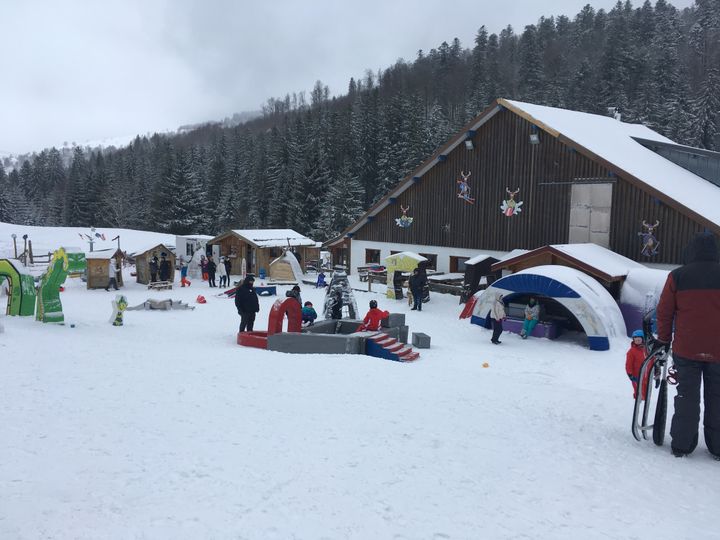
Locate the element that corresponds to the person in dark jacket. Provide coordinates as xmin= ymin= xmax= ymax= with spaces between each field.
xmin=159 ymin=255 xmax=171 ymax=282
xmin=656 ymin=232 xmax=720 ymax=459
xmin=234 ymin=276 xmax=260 ymax=332
xmin=408 ymin=268 xmax=426 ymax=311
xmin=285 ymin=284 xmax=302 ymax=306
xmin=207 ymin=256 xmax=217 ymax=287
xmin=223 ymin=257 xmax=232 ymax=282
xmin=149 ymin=255 xmax=159 ymax=283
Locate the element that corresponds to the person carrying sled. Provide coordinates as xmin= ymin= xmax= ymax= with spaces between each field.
xmin=626 ymin=329 xmax=655 ymax=400
xmin=490 ymin=293 xmax=506 ymax=344
xmin=356 ymin=299 xmax=389 ymax=332
xmin=656 ymin=232 xmax=720 ymax=459
xmin=302 ymin=301 xmax=317 ymax=326
xmin=520 ymin=297 xmax=540 ymax=339
xmin=408 ymin=267 xmax=426 ymax=311
xmin=235 ymin=275 xmax=260 ymax=332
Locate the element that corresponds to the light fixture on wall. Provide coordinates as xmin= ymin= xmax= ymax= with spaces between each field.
xmin=529 ymin=125 xmax=540 ymax=145
xmin=464 ymin=129 xmax=476 ymax=150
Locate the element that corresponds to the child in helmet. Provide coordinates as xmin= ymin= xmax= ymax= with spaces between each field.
xmin=626 ymin=329 xmax=653 ymax=399
xmin=356 ymin=299 xmax=389 ymax=332
xmin=301 ymin=301 xmax=317 ymax=327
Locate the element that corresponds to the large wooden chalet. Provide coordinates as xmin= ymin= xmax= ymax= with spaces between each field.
xmin=329 ymin=98 xmax=720 ymax=273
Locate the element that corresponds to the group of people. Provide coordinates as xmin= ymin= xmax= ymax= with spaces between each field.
xmin=198 ymin=255 xmax=232 ymax=288
xmin=489 ymin=294 xmax=541 ymax=344
xmin=148 ymin=255 xmax=172 ymax=283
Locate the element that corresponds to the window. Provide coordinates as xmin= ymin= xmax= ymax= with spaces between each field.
xmin=365 ymin=249 xmax=381 ymax=264
xmin=450 ymin=256 xmax=470 ymax=273
xmin=419 ymin=253 xmax=437 ymax=270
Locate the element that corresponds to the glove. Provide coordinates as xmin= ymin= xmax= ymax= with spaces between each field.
xmin=653 ymin=340 xmax=671 ymax=355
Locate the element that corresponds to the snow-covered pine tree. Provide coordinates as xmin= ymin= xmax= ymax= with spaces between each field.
xmin=318 ymin=162 xmax=364 ymax=240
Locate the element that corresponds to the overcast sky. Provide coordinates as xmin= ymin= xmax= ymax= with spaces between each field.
xmin=1 ymin=0 xmax=695 ymax=155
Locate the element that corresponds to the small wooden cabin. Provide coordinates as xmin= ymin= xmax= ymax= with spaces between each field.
xmin=85 ymin=249 xmax=124 ymax=290
xmin=133 ymin=244 xmax=176 ymax=285
xmin=208 ymin=229 xmax=319 ymax=277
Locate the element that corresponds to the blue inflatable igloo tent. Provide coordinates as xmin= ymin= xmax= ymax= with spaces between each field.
xmin=471 ymin=265 xmax=627 ymax=350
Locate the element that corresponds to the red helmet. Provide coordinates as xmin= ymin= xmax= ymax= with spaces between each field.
xmin=196 ymin=295 xmax=207 ymax=304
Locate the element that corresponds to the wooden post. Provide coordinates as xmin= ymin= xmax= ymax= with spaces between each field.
xmin=28 ymin=240 xmax=34 ymax=264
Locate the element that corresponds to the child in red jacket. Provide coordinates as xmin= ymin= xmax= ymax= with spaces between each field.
xmin=356 ymin=300 xmax=389 ymax=332
xmin=626 ymin=329 xmax=652 ymax=399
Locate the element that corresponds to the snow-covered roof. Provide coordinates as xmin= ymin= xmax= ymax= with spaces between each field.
xmin=129 ymin=243 xmax=173 ymax=257
xmin=504 ymin=99 xmax=720 ymax=227
xmin=493 ymin=243 xmax=644 ymax=280
xmin=550 ymin=243 xmax=645 ymax=277
xmin=230 ymin=229 xmax=316 ymax=248
xmin=85 ymin=249 xmax=120 ymax=260
xmin=385 ymin=251 xmax=428 ymax=262
xmin=340 ymin=98 xmax=720 ymax=239
xmin=496 ymin=249 xmax=529 ymax=263
xmin=176 ymin=234 xmax=214 ymax=241
xmin=465 ymin=253 xmax=498 ymax=266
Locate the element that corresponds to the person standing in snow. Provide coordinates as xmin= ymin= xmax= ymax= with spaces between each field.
xmin=408 ymin=267 xmax=426 ymax=311
xmin=520 ymin=297 xmax=540 ymax=339
xmin=285 ymin=284 xmax=302 ymax=306
xmin=235 ymin=275 xmax=260 ymax=332
xmin=656 ymin=232 xmax=720 ymax=459
xmin=105 ymin=257 xmax=120 ymax=291
xmin=159 ymin=255 xmax=170 ymax=282
xmin=149 ymin=255 xmax=159 ymax=283
xmin=223 ymin=256 xmax=232 ymax=284
xmin=180 ymin=257 xmax=191 ymax=287
xmin=200 ymin=255 xmax=209 ymax=281
xmin=216 ymin=256 xmax=228 ymax=288
xmin=206 ymin=256 xmax=217 ymax=288
xmin=626 ymin=329 xmax=654 ymax=400
xmin=490 ymin=293 xmax=506 ymax=344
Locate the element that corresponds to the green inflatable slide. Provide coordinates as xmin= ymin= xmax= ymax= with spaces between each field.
xmin=0 ymin=258 xmax=37 ymax=316
xmin=36 ymin=248 xmax=70 ymax=323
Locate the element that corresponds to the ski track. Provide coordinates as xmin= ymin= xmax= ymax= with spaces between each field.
xmin=1 ymin=271 xmax=718 ymax=540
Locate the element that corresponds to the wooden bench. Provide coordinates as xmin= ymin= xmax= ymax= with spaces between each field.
xmin=148 ymin=281 xmax=172 ymax=290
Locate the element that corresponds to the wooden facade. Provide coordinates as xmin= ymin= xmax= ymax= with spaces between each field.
xmin=86 ymin=249 xmax=124 ymax=290
xmin=134 ymin=244 xmax=176 ymax=285
xmin=347 ymin=101 xmax=715 ymax=266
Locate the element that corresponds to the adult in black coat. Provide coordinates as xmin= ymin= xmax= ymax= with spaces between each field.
xmin=235 ymin=276 xmax=260 ymax=332
xmin=159 ymin=256 xmax=171 ymax=282
xmin=207 ymin=256 xmax=217 ymax=287
xmin=149 ymin=255 xmax=159 ymax=282
xmin=408 ymin=268 xmax=427 ymax=311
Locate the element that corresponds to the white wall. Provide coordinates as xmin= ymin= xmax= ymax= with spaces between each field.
xmin=350 ymin=240 xmax=508 ymax=274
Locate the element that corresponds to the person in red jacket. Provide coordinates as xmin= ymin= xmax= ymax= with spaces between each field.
xmin=626 ymin=329 xmax=652 ymax=400
xmin=656 ymin=232 xmax=720 ymax=459
xmin=356 ymin=299 xmax=389 ymax=332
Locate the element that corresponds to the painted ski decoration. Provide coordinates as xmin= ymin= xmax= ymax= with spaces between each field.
xmin=395 ymin=205 xmax=414 ymax=228
xmin=500 ymin=187 xmax=523 ymax=216
xmin=456 ymin=171 xmax=475 ymax=204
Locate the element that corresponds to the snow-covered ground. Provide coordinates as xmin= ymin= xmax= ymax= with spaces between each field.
xmin=1 ymin=226 xmax=719 ymax=539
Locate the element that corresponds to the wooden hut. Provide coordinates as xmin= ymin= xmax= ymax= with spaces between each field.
xmin=132 ymin=244 xmax=176 ymax=285
xmin=85 ymin=249 xmax=124 ymax=290
xmin=207 ymin=229 xmax=319 ymax=278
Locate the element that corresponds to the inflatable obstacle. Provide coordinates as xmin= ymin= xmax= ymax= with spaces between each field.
xmin=0 ymin=258 xmax=36 ymax=316
xmin=36 ymin=248 xmax=69 ymax=323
